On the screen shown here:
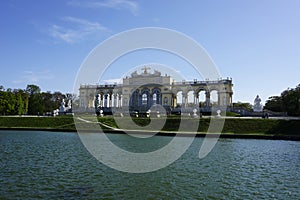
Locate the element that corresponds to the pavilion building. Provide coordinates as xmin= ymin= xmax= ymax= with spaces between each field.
xmin=78 ymin=67 xmax=233 ymax=113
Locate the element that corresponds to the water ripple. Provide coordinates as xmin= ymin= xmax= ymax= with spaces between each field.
xmin=0 ymin=131 xmax=299 ymax=199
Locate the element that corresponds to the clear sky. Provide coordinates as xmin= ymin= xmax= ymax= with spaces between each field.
xmin=1 ymin=0 xmax=300 ymax=104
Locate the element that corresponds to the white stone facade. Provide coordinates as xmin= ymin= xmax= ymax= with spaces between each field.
xmin=79 ymin=68 xmax=233 ymax=112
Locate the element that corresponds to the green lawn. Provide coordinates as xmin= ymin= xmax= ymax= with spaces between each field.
xmin=0 ymin=115 xmax=299 ymax=137
xmin=0 ymin=116 xmax=75 ymax=130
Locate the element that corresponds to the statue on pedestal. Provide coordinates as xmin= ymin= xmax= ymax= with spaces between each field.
xmin=192 ymin=108 xmax=199 ymax=118
xmin=216 ymin=110 xmax=221 ymax=117
xmin=59 ymin=99 xmax=66 ymax=113
xmin=253 ymin=95 xmax=263 ymax=112
xmin=55 ymin=98 xmax=73 ymax=116
xmin=67 ymin=100 xmax=71 ymax=110
xmin=94 ymin=94 xmax=103 ymax=116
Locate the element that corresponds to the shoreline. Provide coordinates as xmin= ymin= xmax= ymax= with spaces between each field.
xmin=1 ymin=116 xmax=299 ymax=141
xmin=1 ymin=127 xmax=299 ymax=141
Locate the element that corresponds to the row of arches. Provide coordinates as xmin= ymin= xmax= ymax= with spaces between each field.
xmin=79 ymin=78 xmax=233 ymax=111
xmin=91 ymin=89 xmax=230 ymax=109
xmin=175 ymin=90 xmax=219 ymax=107
xmin=130 ymin=88 xmax=162 ymax=110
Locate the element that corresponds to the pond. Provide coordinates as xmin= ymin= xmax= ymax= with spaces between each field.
xmin=1 ymin=130 xmax=299 ymax=199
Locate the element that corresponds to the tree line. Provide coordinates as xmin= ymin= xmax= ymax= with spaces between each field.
xmin=0 ymin=84 xmax=76 ymax=115
xmin=264 ymin=84 xmax=300 ymax=116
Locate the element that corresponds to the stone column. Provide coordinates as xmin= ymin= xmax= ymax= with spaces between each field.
xmin=113 ymin=94 xmax=117 ymax=107
xmin=104 ymin=93 xmax=108 ymax=108
xmin=109 ymin=93 xmax=112 ymax=107
xmin=205 ymin=91 xmax=210 ymax=108
xmin=194 ymin=91 xmax=198 ymax=106
xmin=172 ymin=95 xmax=177 ymax=108
xmin=182 ymin=92 xmax=188 ymax=108
xmin=218 ymin=91 xmax=221 ymax=106
xmin=118 ymin=94 xmax=121 ymax=108
xmin=120 ymin=94 xmax=123 ymax=107
xmin=119 ymin=94 xmax=122 ymax=107
xmin=100 ymin=94 xmax=103 ymax=107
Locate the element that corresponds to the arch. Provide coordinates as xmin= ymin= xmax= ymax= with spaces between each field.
xmin=142 ymin=93 xmax=147 ymax=105
xmin=171 ymin=86 xmax=185 ymax=96
xmin=210 ymin=90 xmax=218 ymax=106
xmin=141 ymin=88 xmax=150 ymax=109
xmin=152 ymin=88 xmax=161 ymax=105
xmin=187 ymin=90 xmax=194 ymax=107
xmin=153 ymin=93 xmax=157 ymax=104
xmin=198 ymin=90 xmax=206 ymax=107
xmin=176 ymin=91 xmax=183 ymax=107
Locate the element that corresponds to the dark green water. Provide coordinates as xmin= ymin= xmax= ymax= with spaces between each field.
xmin=0 ymin=130 xmax=299 ymax=199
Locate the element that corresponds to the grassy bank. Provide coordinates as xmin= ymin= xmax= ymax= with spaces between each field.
xmin=0 ymin=116 xmax=75 ymax=130
xmin=0 ymin=116 xmax=299 ymax=139
xmin=98 ymin=116 xmax=300 ymax=136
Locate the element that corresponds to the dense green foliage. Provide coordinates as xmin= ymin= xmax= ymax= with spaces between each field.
xmin=264 ymin=84 xmax=300 ymax=116
xmin=0 ymin=84 xmax=76 ymax=115
xmin=232 ymin=102 xmax=253 ymax=111
xmin=0 ymin=88 xmax=28 ymax=115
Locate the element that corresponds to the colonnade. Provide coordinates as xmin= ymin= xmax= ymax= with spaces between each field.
xmin=94 ymin=92 xmax=122 ymax=108
xmin=173 ymin=90 xmax=232 ymax=108
xmin=79 ymin=77 xmax=234 ymax=111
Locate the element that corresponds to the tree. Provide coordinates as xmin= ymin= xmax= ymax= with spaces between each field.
xmin=0 ymin=91 xmax=9 ymax=115
xmin=0 ymin=90 xmax=16 ymax=115
xmin=49 ymin=91 xmax=65 ymax=112
xmin=22 ymin=92 xmax=29 ymax=114
xmin=26 ymin=84 xmax=43 ymax=115
xmin=233 ymin=102 xmax=253 ymax=111
xmin=12 ymin=89 xmax=28 ymax=115
xmin=42 ymin=91 xmax=54 ymax=112
xmin=26 ymin=84 xmax=41 ymax=95
xmin=0 ymin=84 xmax=70 ymax=116
xmin=16 ymin=92 xmax=24 ymax=115
xmin=264 ymin=84 xmax=300 ymax=116
xmin=264 ymin=96 xmax=282 ymax=112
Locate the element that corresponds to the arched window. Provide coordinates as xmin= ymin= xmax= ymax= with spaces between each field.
xmin=142 ymin=93 xmax=147 ymax=105
xmin=152 ymin=88 xmax=161 ymax=105
xmin=153 ymin=93 xmax=157 ymax=104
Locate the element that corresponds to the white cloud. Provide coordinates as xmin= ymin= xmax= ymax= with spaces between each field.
xmin=12 ymin=70 xmax=54 ymax=84
xmin=48 ymin=17 xmax=108 ymax=44
xmin=68 ymin=0 xmax=139 ymax=15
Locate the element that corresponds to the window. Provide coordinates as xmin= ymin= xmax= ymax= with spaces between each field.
xmin=153 ymin=93 xmax=157 ymax=104
xmin=142 ymin=93 xmax=147 ymax=105
xmin=152 ymin=89 xmax=161 ymax=105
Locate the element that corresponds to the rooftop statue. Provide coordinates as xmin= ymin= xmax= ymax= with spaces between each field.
xmin=142 ymin=66 xmax=151 ymax=74
xmin=153 ymin=70 xmax=161 ymax=76
xmin=131 ymin=71 xmax=138 ymax=77
xmin=131 ymin=67 xmax=155 ymax=77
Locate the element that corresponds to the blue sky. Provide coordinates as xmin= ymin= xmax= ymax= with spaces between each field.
xmin=1 ymin=0 xmax=300 ymax=104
